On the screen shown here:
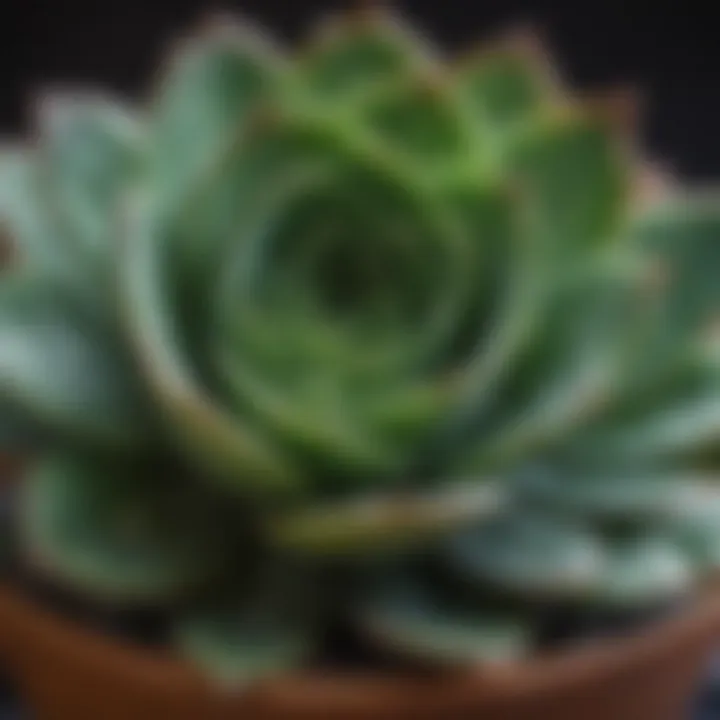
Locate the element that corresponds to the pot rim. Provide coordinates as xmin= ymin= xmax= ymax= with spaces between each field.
xmin=1 ymin=581 xmax=720 ymax=716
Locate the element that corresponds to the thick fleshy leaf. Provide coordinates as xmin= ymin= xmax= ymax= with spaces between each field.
xmin=119 ymin=194 xmax=301 ymax=494
xmin=175 ymin=570 xmax=317 ymax=686
xmin=300 ymin=7 xmax=435 ymax=100
xmin=363 ymin=80 xmax=468 ymax=170
xmin=445 ymin=512 xmax=605 ymax=599
xmin=570 ymin=386 xmax=720 ymax=467
xmin=269 ymin=479 xmax=505 ymax=555
xmin=564 ymin=200 xmax=720 ymax=460
xmin=37 ymin=93 xmax=143 ymax=257
xmin=358 ymin=570 xmax=532 ymax=665
xmin=176 ymin=607 xmax=313 ymax=687
xmin=0 ymin=149 xmax=104 ymax=313
xmin=668 ymin=484 xmax=720 ymax=571
xmin=0 ymin=273 xmax=150 ymax=449
xmin=0 ymin=149 xmax=66 ymax=272
xmin=593 ymin=535 xmax=692 ymax=608
xmin=621 ymin=195 xmax=720 ymax=382
xmin=456 ymin=32 xmax=557 ymax=148
xmin=514 ymin=465 xmax=710 ymax=523
xmin=150 ymin=16 xmax=284 ymax=209
xmin=156 ymin=113 xmax=487 ymax=486
xmin=456 ymin=263 xmax=645 ymax=473
xmin=20 ymin=457 xmax=235 ymax=602
xmin=510 ymin=112 xmax=629 ymax=261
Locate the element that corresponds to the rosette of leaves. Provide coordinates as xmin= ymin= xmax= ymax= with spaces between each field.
xmin=1 ymin=6 xmax=719 ymax=684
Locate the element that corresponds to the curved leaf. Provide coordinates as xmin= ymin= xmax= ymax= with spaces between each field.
xmin=118 ymin=194 xmax=301 ymax=494
xmin=300 ymin=7 xmax=435 ymax=100
xmin=175 ymin=569 xmax=317 ymax=687
xmin=150 ymin=15 xmax=285 ymax=209
xmin=445 ymin=511 xmax=606 ymax=600
xmin=20 ymin=457 xmax=233 ymax=603
xmin=593 ymin=535 xmax=692 ymax=609
xmin=510 ymin=112 xmax=630 ymax=262
xmin=670 ymin=484 xmax=720 ymax=571
xmin=457 ymin=264 xmax=645 ymax=473
xmin=0 ymin=149 xmax=108 ymax=314
xmin=38 ymin=92 xmax=143 ymax=258
xmin=358 ymin=569 xmax=532 ymax=666
xmin=0 ymin=272 xmax=151 ymax=449
xmin=269 ymin=479 xmax=505 ymax=555
xmin=176 ymin=608 xmax=313 ymax=688
xmin=514 ymin=465 xmax=709 ymax=523
xmin=456 ymin=30 xmax=558 ymax=155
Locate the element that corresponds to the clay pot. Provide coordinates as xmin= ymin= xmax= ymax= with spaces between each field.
xmin=0 ymin=583 xmax=718 ymax=720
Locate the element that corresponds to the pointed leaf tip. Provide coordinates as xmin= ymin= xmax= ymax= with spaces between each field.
xmin=580 ymin=85 xmax=644 ymax=139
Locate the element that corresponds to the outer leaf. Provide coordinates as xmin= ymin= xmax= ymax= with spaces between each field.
xmin=0 ymin=272 xmax=150 ymax=449
xmin=175 ymin=566 xmax=317 ymax=687
xmin=0 ymin=148 xmax=67 ymax=273
xmin=0 ymin=149 xmax=104 ymax=313
xmin=359 ymin=570 xmax=532 ymax=666
xmin=150 ymin=16 xmax=284 ymax=209
xmin=176 ymin=607 xmax=312 ymax=688
xmin=622 ymin=194 xmax=720 ymax=382
xmin=510 ymin=111 xmax=630 ymax=262
xmin=514 ymin=465 xmax=711 ymax=523
xmin=591 ymin=391 xmax=720 ymax=464
xmin=455 ymin=31 xmax=558 ymax=150
xmin=20 ymin=457 xmax=234 ymax=603
xmin=671 ymin=485 xmax=720 ymax=570
xmin=445 ymin=511 xmax=606 ymax=600
xmin=456 ymin=263 xmax=645 ymax=473
xmin=592 ymin=535 xmax=692 ymax=608
xmin=37 ymin=92 xmax=143 ymax=257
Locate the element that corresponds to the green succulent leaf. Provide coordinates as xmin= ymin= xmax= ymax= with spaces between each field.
xmin=456 ymin=264 xmax=645 ymax=473
xmin=358 ymin=569 xmax=532 ymax=666
xmin=300 ymin=7 xmax=434 ymax=101
xmin=176 ymin=607 xmax=313 ymax=688
xmin=362 ymin=80 xmax=468 ymax=170
xmin=270 ymin=479 xmax=505 ymax=556
xmin=457 ymin=43 xmax=552 ymax=135
xmin=515 ymin=465 xmax=711 ymax=523
xmin=119 ymin=194 xmax=301 ymax=494
xmin=593 ymin=535 xmax=692 ymax=608
xmin=592 ymin=391 xmax=720 ymax=463
xmin=665 ymin=484 xmax=720 ymax=571
xmin=175 ymin=567 xmax=317 ymax=687
xmin=20 ymin=456 xmax=234 ymax=603
xmin=510 ymin=112 xmax=629 ymax=263
xmin=0 ymin=272 xmax=151 ymax=450
xmin=0 ymin=149 xmax=71 ymax=274
xmin=631 ymin=194 xmax=720 ymax=369
xmin=150 ymin=16 xmax=285 ymax=209
xmin=445 ymin=511 xmax=606 ymax=600
xmin=38 ymin=93 xmax=143 ymax=258
xmin=0 ymin=149 xmax=111 ymax=316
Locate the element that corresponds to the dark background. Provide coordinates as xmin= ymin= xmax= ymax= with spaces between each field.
xmin=1 ymin=1 xmax=719 ymax=180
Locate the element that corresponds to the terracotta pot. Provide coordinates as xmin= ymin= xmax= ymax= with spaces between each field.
xmin=0 ymin=584 xmax=719 ymax=719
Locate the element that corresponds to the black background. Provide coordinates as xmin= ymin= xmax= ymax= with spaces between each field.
xmin=1 ymin=1 xmax=718 ymax=179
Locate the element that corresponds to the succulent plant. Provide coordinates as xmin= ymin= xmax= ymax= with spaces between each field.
xmin=1 ymin=6 xmax=719 ymax=684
